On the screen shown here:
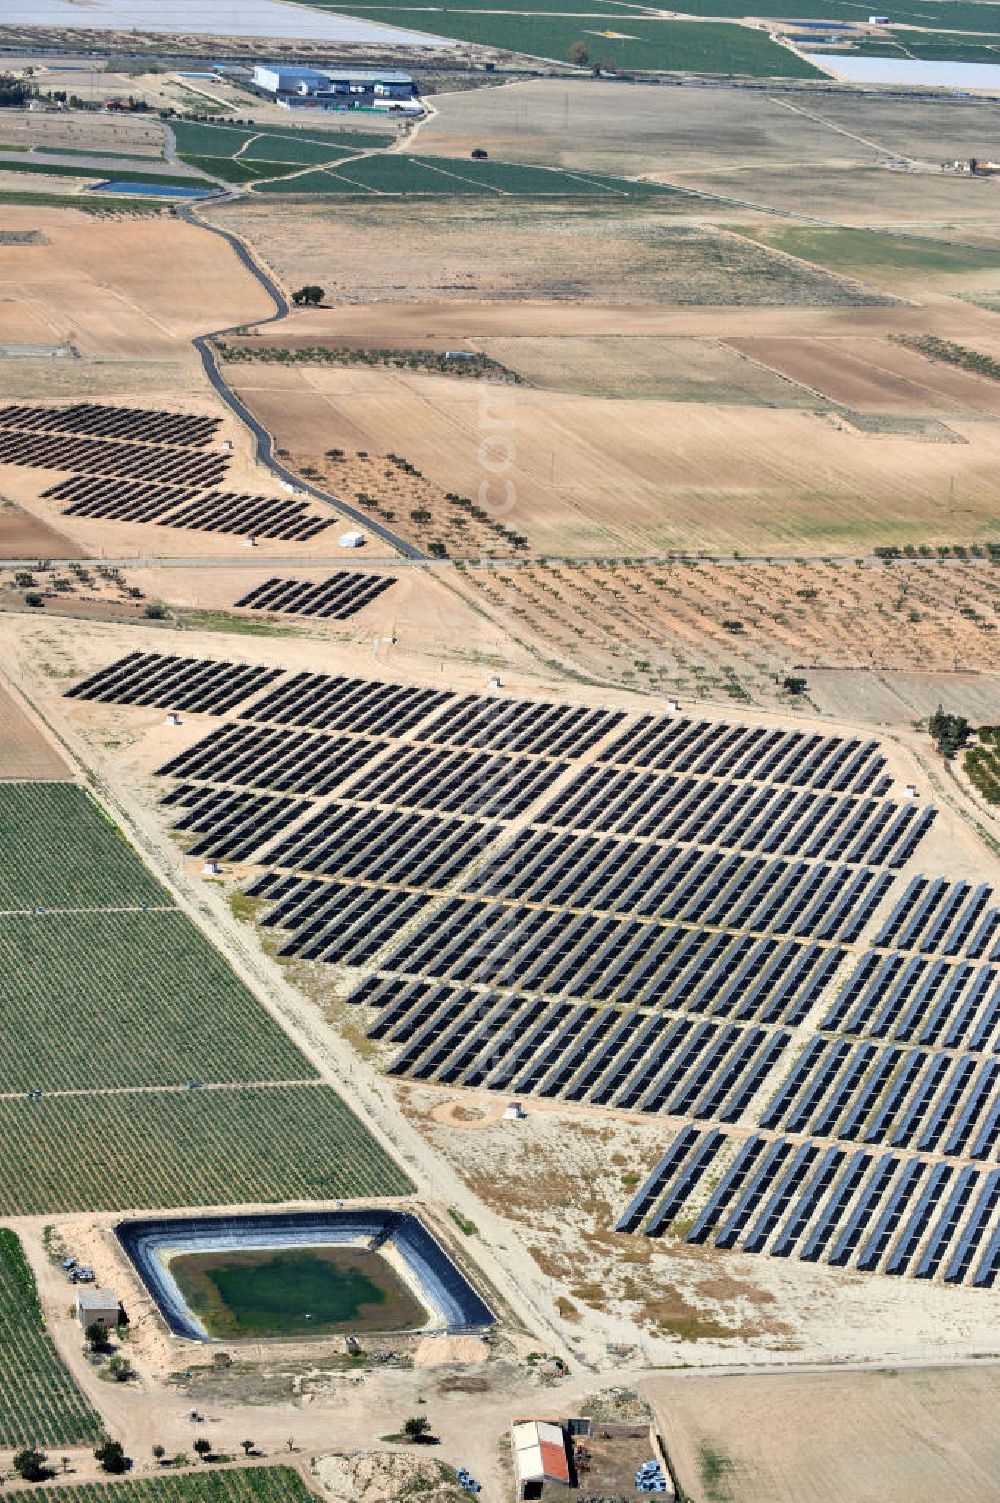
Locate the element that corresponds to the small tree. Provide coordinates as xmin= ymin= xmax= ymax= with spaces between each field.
xmin=14 ymin=1449 xmax=50 ymax=1482
xmin=85 ymin=1321 xmax=108 ymax=1352
xmin=568 ymin=40 xmax=589 ymax=66
xmin=152 ymin=1445 xmax=166 ymax=1464
xmin=193 ymin=1437 xmax=213 ymax=1462
xmin=783 ymin=675 xmax=808 ymax=696
xmin=291 ymin=285 xmax=324 ymax=307
xmin=24 ymin=590 xmax=44 ymax=608
xmin=241 ymin=1440 xmax=255 ymax=1457
xmin=95 ymin=1439 xmax=128 ymax=1475
xmin=144 ymin=603 xmax=168 ymax=620
xmin=403 ymin=1416 xmax=432 ymax=1444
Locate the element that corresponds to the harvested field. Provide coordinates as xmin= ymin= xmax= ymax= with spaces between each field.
xmin=451 ymin=559 xmax=1000 ymax=718
xmin=725 ymin=335 xmax=1000 ymax=417
xmin=0 ymin=499 xmax=82 ymax=558
xmin=226 ymin=362 xmax=1000 ymax=556
xmin=0 ymin=684 xmax=68 ymax=778
xmin=648 ymin=1367 xmax=1000 ymax=1503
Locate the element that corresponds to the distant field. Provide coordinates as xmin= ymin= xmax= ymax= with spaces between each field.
xmin=0 ymin=1228 xmax=101 ymax=1447
xmin=0 ymin=1083 xmax=412 ymax=1214
xmin=749 ymin=226 xmax=1000 ymax=277
xmin=253 ymin=153 xmax=674 ymax=197
xmin=304 ymin=9 xmax=821 ymax=73
xmin=0 ymin=156 xmax=202 ymax=188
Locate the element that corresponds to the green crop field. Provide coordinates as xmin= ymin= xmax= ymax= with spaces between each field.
xmin=171 ymin=119 xmax=385 ymax=160
xmin=749 ymin=226 xmax=1000 ymax=276
xmin=254 ymin=152 xmax=677 ymax=197
xmin=600 ymin=0 xmax=1000 ymax=25
xmin=0 ymin=1084 xmax=413 ymax=1214
xmin=178 ymin=154 xmax=304 ymax=184
xmin=0 ymin=782 xmax=412 ymax=1214
xmin=0 ymin=909 xmax=316 ymax=1092
xmin=0 ymin=783 xmax=168 ymax=910
xmin=301 ymin=7 xmax=821 ymax=74
xmin=0 ymin=1228 xmax=101 ymax=1447
xmin=0 ymin=157 xmax=202 ymax=187
xmin=239 ymin=136 xmax=356 ymax=165
xmin=31 ymin=1468 xmax=319 ymax=1503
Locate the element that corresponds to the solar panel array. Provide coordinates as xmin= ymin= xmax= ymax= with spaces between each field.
xmin=0 ymin=401 xmax=334 ymax=543
xmin=66 ymin=652 xmax=282 ymax=715
xmin=44 ymin=477 xmax=334 ymax=543
xmin=234 ymin=573 xmax=397 ymax=618
xmin=64 ymin=652 xmax=1000 ymax=1287
xmin=617 ymin=1127 xmax=1000 ymax=1288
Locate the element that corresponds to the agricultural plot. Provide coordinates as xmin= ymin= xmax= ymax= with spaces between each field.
xmin=0 ymin=909 xmax=316 ymax=1092
xmin=0 ymin=782 xmax=167 ymax=910
xmin=0 ymin=777 xmax=412 ymax=1215
xmin=301 ymin=7 xmax=822 ymax=75
xmin=172 ymin=120 xmax=383 ymax=185
xmin=29 ymin=1466 xmax=318 ymax=1503
xmin=0 ymin=1227 xmax=101 ymax=1447
xmin=254 ymin=152 xmax=680 ymax=198
xmin=0 ymin=1083 xmax=412 ymax=1215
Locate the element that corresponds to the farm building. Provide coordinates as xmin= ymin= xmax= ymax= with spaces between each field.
xmin=76 ymin=1288 xmax=119 ymax=1332
xmin=511 ymin=1420 xmax=571 ymax=1499
xmin=251 ymin=63 xmax=417 ymax=109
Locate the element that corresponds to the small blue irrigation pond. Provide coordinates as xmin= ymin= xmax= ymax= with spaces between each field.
xmin=118 ymin=1209 xmax=495 ymax=1341
xmin=90 ymin=180 xmax=217 ymax=198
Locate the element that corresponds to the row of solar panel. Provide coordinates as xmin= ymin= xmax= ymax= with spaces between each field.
xmin=0 ymin=428 xmax=229 ymax=489
xmin=162 ymin=783 xmax=306 ymax=863
xmin=538 ymin=763 xmax=932 ymax=868
xmin=254 ymin=873 xmax=842 ymax=1026
xmin=467 ymin=831 xmax=893 ymax=942
xmin=234 ymin=573 xmax=397 ymax=618
xmin=264 ymin=804 xmax=490 ymax=889
xmin=67 ymin=653 xmax=282 ymax=716
xmin=350 ymin=973 xmax=787 ymax=1121
xmin=763 ymin=1034 xmax=1000 ymax=1156
xmin=875 ymin=875 xmax=1000 ymax=960
xmin=240 ymin=672 xmax=627 ymax=759
xmin=619 ymin=1127 xmax=1000 ymax=1287
xmin=45 ymin=475 xmax=333 ymax=542
xmin=597 ymin=714 xmax=888 ymax=797
xmin=155 ymin=722 xmax=566 ymax=819
xmin=824 ymin=952 xmax=1000 ymax=1045
xmin=0 ymin=401 xmax=220 ymax=449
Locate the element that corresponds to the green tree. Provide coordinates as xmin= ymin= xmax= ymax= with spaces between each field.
xmin=783 ymin=676 xmax=808 ymax=696
xmin=95 ymin=1440 xmax=128 ymax=1475
xmin=193 ymin=1437 xmax=213 ymax=1461
xmin=241 ymin=1440 xmax=255 ymax=1456
xmin=85 ymin=1321 xmax=108 ymax=1351
xmin=403 ymin=1416 xmax=432 ymax=1443
xmin=152 ymin=1445 xmax=166 ymax=1464
xmin=291 ymin=285 xmax=325 ymax=307
xmin=928 ymin=706 xmax=970 ymax=759
xmin=568 ymin=40 xmax=589 ymax=66
xmin=14 ymin=1449 xmax=50 ymax=1482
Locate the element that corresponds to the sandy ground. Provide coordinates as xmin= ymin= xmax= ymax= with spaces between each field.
xmin=647 ymin=1366 xmax=1000 ymax=1503
xmin=0 ymin=500 xmax=81 ymax=559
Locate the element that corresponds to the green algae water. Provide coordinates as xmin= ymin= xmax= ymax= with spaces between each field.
xmin=171 ymin=1245 xmax=426 ymax=1338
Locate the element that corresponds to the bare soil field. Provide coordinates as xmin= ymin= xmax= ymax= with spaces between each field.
xmin=0 ymin=500 xmax=80 ymax=559
xmin=210 ymin=198 xmax=879 ymax=308
xmin=0 ymin=682 xmax=68 ymax=779
xmin=415 ymin=81 xmax=1000 ymax=231
xmin=725 ymin=334 xmax=1000 ymax=416
xmin=648 ymin=1366 xmax=1000 ymax=1503
xmin=0 ymin=203 xmax=271 ymax=360
xmin=450 ymin=559 xmax=1000 ymax=722
xmin=225 ymin=361 xmax=1000 ymax=556
xmin=0 ymin=102 xmax=164 ymax=156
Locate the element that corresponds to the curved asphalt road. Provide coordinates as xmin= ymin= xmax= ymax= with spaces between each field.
xmin=177 ymin=203 xmax=426 ymax=560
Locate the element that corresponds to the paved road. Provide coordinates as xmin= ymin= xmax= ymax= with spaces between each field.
xmin=176 ymin=204 xmax=426 ymax=561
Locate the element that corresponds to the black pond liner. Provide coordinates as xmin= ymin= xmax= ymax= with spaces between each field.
xmin=117 ymin=1208 xmax=494 ymax=1341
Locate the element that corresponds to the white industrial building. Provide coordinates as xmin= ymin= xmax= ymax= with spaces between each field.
xmin=511 ymin=1420 xmax=571 ymax=1500
xmin=251 ymin=63 xmax=417 ymax=110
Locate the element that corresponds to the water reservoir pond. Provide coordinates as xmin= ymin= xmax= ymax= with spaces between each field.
xmin=171 ymin=1246 xmax=427 ymax=1339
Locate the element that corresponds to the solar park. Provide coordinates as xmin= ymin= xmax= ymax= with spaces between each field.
xmin=62 ymin=650 xmax=1000 ymax=1292
xmin=0 ymin=401 xmax=335 ymax=542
